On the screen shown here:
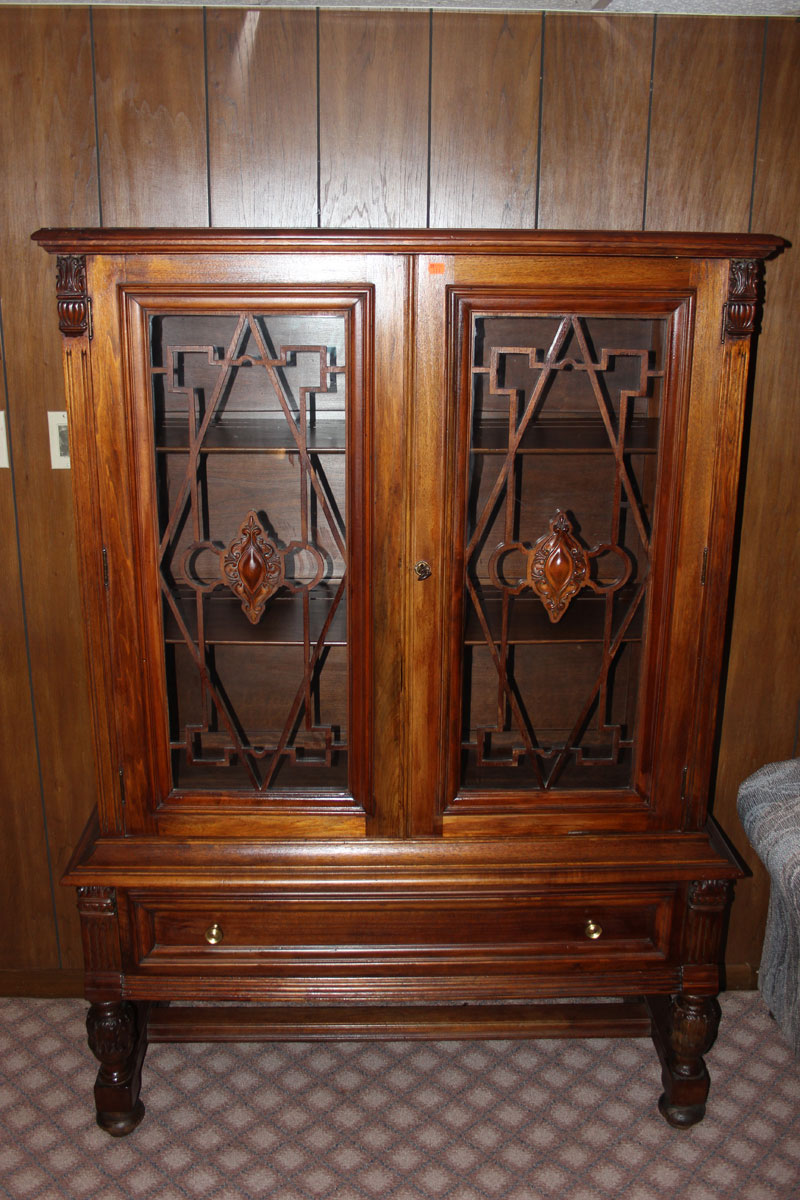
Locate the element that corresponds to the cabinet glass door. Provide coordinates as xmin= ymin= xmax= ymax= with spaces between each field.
xmin=144 ymin=298 xmax=369 ymax=806
xmin=448 ymin=300 xmax=683 ymax=806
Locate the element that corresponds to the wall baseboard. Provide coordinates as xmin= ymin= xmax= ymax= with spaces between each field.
xmin=724 ymin=963 xmax=759 ymax=991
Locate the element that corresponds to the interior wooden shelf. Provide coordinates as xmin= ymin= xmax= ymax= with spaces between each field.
xmin=162 ymin=589 xmax=347 ymax=646
xmin=464 ymin=590 xmax=645 ymax=644
xmin=155 ymin=416 xmax=347 ymax=454
xmin=471 ymin=416 xmax=660 ymax=455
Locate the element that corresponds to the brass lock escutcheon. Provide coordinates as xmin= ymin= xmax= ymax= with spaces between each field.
xmin=414 ymin=560 xmax=432 ymax=580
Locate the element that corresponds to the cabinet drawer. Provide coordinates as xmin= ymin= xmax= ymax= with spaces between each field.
xmin=128 ymin=890 xmax=674 ymax=973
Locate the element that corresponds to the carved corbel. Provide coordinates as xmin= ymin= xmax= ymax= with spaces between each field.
xmin=724 ymin=259 xmax=762 ymax=340
xmin=56 ymin=253 xmax=92 ymax=338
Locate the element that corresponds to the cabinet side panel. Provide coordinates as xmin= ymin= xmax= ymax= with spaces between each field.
xmin=649 ymin=261 xmax=729 ymax=828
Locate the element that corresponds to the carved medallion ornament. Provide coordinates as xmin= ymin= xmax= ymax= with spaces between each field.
xmin=56 ymin=254 xmax=91 ymax=338
xmin=183 ymin=509 xmax=326 ymax=625
xmin=489 ymin=510 xmax=632 ymax=623
xmin=725 ymin=259 xmax=761 ymax=339
xmin=221 ymin=511 xmax=285 ymax=624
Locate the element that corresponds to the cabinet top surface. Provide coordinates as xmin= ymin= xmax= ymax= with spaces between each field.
xmin=32 ymin=227 xmax=786 ymax=259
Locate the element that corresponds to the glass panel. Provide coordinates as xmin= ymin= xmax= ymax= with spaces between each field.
xmin=460 ymin=312 xmax=667 ymax=793
xmin=151 ymin=310 xmax=350 ymax=794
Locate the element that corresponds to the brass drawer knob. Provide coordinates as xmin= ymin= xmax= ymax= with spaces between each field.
xmin=584 ymin=919 xmax=603 ymax=940
xmin=414 ymin=560 xmax=432 ymax=580
xmin=204 ymin=923 xmax=224 ymax=945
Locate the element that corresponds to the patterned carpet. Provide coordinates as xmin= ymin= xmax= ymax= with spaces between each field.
xmin=0 ymin=993 xmax=798 ymax=1200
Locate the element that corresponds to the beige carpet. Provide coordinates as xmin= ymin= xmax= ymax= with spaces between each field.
xmin=0 ymin=992 xmax=798 ymax=1200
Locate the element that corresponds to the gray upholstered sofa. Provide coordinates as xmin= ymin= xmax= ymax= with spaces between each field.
xmin=737 ymin=758 xmax=800 ymax=1054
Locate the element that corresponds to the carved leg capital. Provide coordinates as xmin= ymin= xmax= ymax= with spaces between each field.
xmin=86 ymin=1001 xmax=148 ymax=1136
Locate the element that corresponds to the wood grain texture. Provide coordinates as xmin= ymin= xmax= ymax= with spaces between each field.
xmin=714 ymin=18 xmax=800 ymax=976
xmin=0 ymin=7 xmax=100 ymax=970
xmin=0 ymin=311 xmax=56 ymax=971
xmin=319 ymin=11 xmax=429 ymax=228
xmin=646 ymin=17 xmax=764 ymax=232
xmin=0 ymin=970 xmax=84 ymax=998
xmin=93 ymin=7 xmax=208 ymax=226
xmin=538 ymin=14 xmax=652 ymax=229
xmin=429 ymin=13 xmax=541 ymax=228
xmin=206 ymin=8 xmax=317 ymax=227
xmin=1 ymin=8 xmax=798 ymax=991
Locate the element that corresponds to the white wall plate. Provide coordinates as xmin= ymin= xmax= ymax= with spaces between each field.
xmin=48 ymin=410 xmax=70 ymax=469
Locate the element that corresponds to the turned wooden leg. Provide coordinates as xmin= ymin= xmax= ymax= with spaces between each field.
xmin=86 ymin=1000 xmax=149 ymax=1136
xmin=649 ymin=993 xmax=720 ymax=1129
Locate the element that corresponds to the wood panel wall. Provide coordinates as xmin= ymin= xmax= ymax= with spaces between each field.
xmin=0 ymin=7 xmax=796 ymax=993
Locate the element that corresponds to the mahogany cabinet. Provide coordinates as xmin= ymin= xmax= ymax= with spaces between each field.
xmin=34 ymin=228 xmax=783 ymax=1134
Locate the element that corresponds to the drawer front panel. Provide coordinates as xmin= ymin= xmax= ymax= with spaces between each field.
xmin=128 ymin=890 xmax=674 ymax=973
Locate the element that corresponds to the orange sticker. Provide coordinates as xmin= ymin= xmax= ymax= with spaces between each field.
xmin=428 ymin=262 xmax=445 ymax=274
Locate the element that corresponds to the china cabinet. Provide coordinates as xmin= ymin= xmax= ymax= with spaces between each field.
xmin=35 ymin=228 xmax=783 ymax=1134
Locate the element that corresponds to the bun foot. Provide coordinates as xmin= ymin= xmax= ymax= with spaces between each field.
xmin=96 ymin=1099 xmax=146 ymax=1137
xmin=658 ymin=1093 xmax=705 ymax=1129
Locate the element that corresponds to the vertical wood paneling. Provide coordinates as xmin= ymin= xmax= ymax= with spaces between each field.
xmin=0 ymin=8 xmax=798 ymax=988
xmin=646 ymin=17 xmax=764 ymax=231
xmin=715 ymin=19 xmax=800 ymax=979
xmin=429 ymin=14 xmax=541 ymax=228
xmin=93 ymin=8 xmax=208 ymax=226
xmin=319 ymin=12 xmax=429 ymax=228
xmin=538 ymin=14 xmax=652 ymax=229
xmin=0 ymin=305 xmax=54 ymax=971
xmin=207 ymin=8 xmax=317 ymax=227
xmin=0 ymin=7 xmax=99 ymax=969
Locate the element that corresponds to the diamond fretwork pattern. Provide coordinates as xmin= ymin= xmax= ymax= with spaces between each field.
xmin=151 ymin=310 xmax=350 ymax=794
xmin=461 ymin=312 xmax=667 ymax=792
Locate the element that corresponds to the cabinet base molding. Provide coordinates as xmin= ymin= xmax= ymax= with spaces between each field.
xmin=146 ymin=999 xmax=653 ymax=1042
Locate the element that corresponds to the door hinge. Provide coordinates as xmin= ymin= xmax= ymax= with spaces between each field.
xmin=118 ymin=766 xmax=126 ymax=809
xmin=102 ymin=547 xmax=109 ymax=589
xmin=680 ymin=765 xmax=688 ymax=802
xmin=700 ymin=546 xmax=708 ymax=586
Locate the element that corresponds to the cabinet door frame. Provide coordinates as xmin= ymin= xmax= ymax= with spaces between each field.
xmin=444 ymin=284 xmax=698 ymax=827
xmin=73 ymin=250 xmax=409 ymax=840
xmin=121 ymin=283 xmax=373 ymax=831
xmin=408 ymin=253 xmax=726 ymax=837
